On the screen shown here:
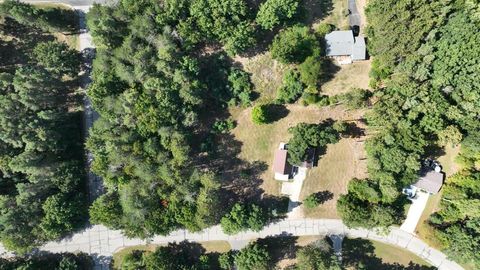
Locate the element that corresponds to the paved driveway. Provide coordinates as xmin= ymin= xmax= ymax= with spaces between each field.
xmin=348 ymin=0 xmax=361 ymax=28
xmin=281 ymin=167 xmax=307 ymax=219
xmin=400 ymin=191 xmax=430 ymax=234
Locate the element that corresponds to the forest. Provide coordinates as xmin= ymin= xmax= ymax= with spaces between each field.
xmin=85 ymin=0 xmax=320 ymax=238
xmin=0 ymin=1 xmax=86 ymax=252
xmin=336 ymin=0 xmax=480 ymax=266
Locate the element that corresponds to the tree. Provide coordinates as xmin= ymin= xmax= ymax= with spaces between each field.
xmin=270 ymin=26 xmax=317 ymax=64
xmin=227 ymin=68 xmax=254 ymax=106
xmin=298 ymin=55 xmax=323 ymax=88
xmin=277 ymin=69 xmax=304 ymax=103
xmin=296 ymin=240 xmax=342 ymax=270
xmin=89 ymin=192 xmax=123 ymax=229
xmin=220 ymin=203 xmax=267 ymax=234
xmin=234 ymin=243 xmax=270 ymax=270
xmin=39 ymin=194 xmax=85 ymax=240
xmin=251 ymin=104 xmax=269 ymax=124
xmin=33 ymin=41 xmax=80 ymax=77
xmin=255 ymin=0 xmax=300 ymax=30
xmin=287 ymin=122 xmax=339 ymax=165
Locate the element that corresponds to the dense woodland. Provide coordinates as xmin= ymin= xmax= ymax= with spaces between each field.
xmin=0 ymin=1 xmax=86 ymax=252
xmin=337 ymin=0 xmax=480 ymax=266
xmin=85 ymin=0 xmax=320 ymax=238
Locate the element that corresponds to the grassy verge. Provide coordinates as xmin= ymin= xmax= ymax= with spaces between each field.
xmin=343 ymin=238 xmax=433 ymax=269
xmin=112 ymin=241 xmax=231 ymax=270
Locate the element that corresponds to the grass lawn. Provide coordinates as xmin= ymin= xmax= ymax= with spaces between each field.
xmin=310 ymin=0 xmax=350 ymax=31
xmin=112 ymin=244 xmax=158 ymax=270
xmin=300 ymin=137 xmax=368 ymax=218
xmin=343 ymin=238 xmax=433 ymax=269
xmin=321 ymin=60 xmax=372 ymax=96
xmin=231 ymin=104 xmax=366 ymax=196
xmin=112 ymin=241 xmax=231 ymax=269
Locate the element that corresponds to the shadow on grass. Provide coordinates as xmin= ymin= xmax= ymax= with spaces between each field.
xmin=343 ymin=238 xmax=436 ymax=270
xmin=266 ymin=103 xmax=290 ymax=123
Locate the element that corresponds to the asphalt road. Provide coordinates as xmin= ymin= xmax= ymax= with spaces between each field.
xmin=348 ymin=0 xmax=361 ymax=27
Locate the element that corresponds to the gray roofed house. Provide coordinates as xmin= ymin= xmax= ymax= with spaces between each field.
xmin=413 ymin=170 xmax=444 ymax=194
xmin=325 ymin=30 xmax=366 ymax=64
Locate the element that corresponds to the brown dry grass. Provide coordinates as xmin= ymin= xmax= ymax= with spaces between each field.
xmin=238 ymin=52 xmax=291 ymax=103
xmin=300 ymin=137 xmax=368 ymax=218
xmin=231 ymin=104 xmax=366 ymax=196
xmin=321 ymin=60 xmax=372 ymax=96
xmin=311 ymin=0 xmax=350 ymax=30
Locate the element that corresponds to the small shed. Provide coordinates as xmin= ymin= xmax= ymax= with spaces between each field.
xmin=273 ymin=143 xmax=291 ymax=181
xmin=325 ymin=30 xmax=366 ymax=64
xmin=413 ymin=170 xmax=444 ymax=194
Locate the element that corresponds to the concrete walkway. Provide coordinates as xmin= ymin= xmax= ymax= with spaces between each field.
xmin=400 ymin=191 xmax=430 ymax=234
xmin=6 ymin=219 xmax=459 ymax=270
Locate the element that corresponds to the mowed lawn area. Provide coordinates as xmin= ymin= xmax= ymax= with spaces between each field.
xmin=343 ymin=238 xmax=434 ymax=269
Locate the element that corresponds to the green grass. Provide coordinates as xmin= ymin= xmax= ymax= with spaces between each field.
xmin=343 ymin=238 xmax=434 ymax=269
xmin=112 ymin=241 xmax=231 ymax=270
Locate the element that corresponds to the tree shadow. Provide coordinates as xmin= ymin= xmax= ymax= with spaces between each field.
xmin=256 ymin=235 xmax=299 ymax=264
xmin=343 ymin=238 xmax=436 ymax=270
xmin=321 ymin=58 xmax=342 ymax=85
xmin=301 ymin=0 xmax=335 ymax=25
xmin=266 ymin=103 xmax=290 ymax=123
xmin=341 ymin=122 xmax=366 ymax=138
xmin=311 ymin=190 xmax=334 ymax=204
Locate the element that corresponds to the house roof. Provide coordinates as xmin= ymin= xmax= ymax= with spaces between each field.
xmin=273 ymin=149 xmax=289 ymax=175
xmin=325 ymin=30 xmax=366 ymax=60
xmin=413 ymin=171 xmax=444 ymax=194
xmin=352 ymin=36 xmax=366 ymax=60
xmin=325 ymin=31 xmax=354 ymax=56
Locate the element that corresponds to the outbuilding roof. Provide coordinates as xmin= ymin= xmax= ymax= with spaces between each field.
xmin=413 ymin=171 xmax=444 ymax=194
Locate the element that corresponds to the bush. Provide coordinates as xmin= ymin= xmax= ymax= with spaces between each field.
xmin=298 ymin=55 xmax=323 ymax=88
xmin=212 ymin=119 xmax=236 ymax=134
xmin=256 ymin=0 xmax=301 ymax=30
xmin=270 ymin=26 xmax=317 ymax=64
xmin=301 ymin=92 xmax=320 ymax=105
xmin=315 ymin=23 xmax=334 ymax=37
xmin=251 ymin=104 xmax=269 ymax=124
xmin=277 ymin=69 xmax=304 ymax=103
xmin=338 ymin=88 xmax=371 ymax=109
xmin=303 ymin=194 xmax=320 ymax=208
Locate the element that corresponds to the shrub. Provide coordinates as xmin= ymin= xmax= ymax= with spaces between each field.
xmin=303 ymin=194 xmax=320 ymax=208
xmin=212 ymin=119 xmax=236 ymax=134
xmin=338 ymin=88 xmax=371 ymax=109
xmin=270 ymin=26 xmax=317 ymax=64
xmin=251 ymin=104 xmax=269 ymax=124
xmin=302 ymin=92 xmax=320 ymax=105
xmin=277 ymin=69 xmax=304 ymax=103
xmin=315 ymin=23 xmax=334 ymax=37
